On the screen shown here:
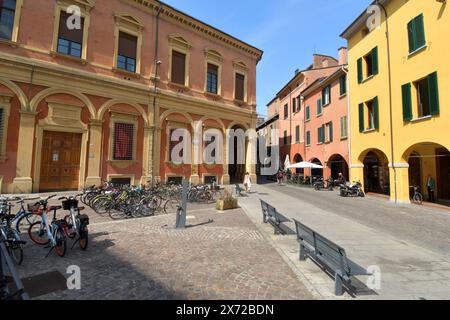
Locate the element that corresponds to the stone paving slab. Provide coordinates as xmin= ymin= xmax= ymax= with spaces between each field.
xmin=238 ymin=184 xmax=450 ymax=300
xmin=15 ymin=203 xmax=313 ymax=300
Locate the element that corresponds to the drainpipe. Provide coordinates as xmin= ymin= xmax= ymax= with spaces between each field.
xmin=377 ymin=0 xmax=398 ymax=203
xmin=151 ymin=5 xmax=164 ymax=188
xmin=342 ymin=65 xmax=351 ymax=180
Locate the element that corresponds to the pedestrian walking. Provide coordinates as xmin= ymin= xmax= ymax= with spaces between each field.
xmin=427 ymin=175 xmax=436 ymax=203
xmin=243 ymin=172 xmax=252 ymax=193
xmin=276 ymin=170 xmax=283 ymax=186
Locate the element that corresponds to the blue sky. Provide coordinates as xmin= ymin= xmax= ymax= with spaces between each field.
xmin=163 ymin=0 xmax=373 ymax=117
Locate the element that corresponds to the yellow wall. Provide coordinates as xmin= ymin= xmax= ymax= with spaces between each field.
xmin=347 ymin=0 xmax=450 ymax=202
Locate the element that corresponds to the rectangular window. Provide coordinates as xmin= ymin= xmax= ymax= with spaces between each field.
xmin=305 ymin=105 xmax=310 ymax=121
xmin=362 ymin=97 xmax=379 ymax=131
xmin=297 ymin=96 xmax=301 ymax=112
xmin=235 ymin=73 xmax=245 ymax=101
xmin=408 ymin=14 xmax=426 ymax=54
xmin=113 ymin=123 xmax=134 ymax=161
xmin=283 ymin=130 xmax=288 ymax=145
xmin=325 ymin=122 xmax=333 ymax=143
xmin=284 ymin=104 xmax=288 ymax=120
xmin=57 ymin=11 xmax=84 ymax=58
xmin=415 ymin=77 xmax=430 ymax=117
xmin=295 ymin=125 xmax=300 ymax=143
xmin=206 ymin=63 xmax=218 ymax=94
xmin=365 ymin=52 xmax=374 ymax=78
xmin=292 ymin=97 xmax=296 ymax=113
xmin=367 ymin=100 xmax=375 ymax=130
xmin=0 ymin=0 xmax=15 ymax=40
xmin=117 ymin=32 xmax=137 ymax=73
xmin=322 ymin=86 xmax=331 ymax=106
xmin=363 ymin=47 xmax=378 ymax=79
xmin=340 ymin=116 xmax=348 ymax=139
xmin=306 ymin=131 xmax=311 ymax=146
xmin=171 ymin=50 xmax=186 ymax=85
xmin=340 ymin=74 xmax=347 ymax=96
xmin=317 ymin=98 xmax=322 ymax=116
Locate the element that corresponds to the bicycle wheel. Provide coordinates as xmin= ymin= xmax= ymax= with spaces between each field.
xmin=16 ymin=212 xmax=42 ymax=234
xmin=7 ymin=229 xmax=24 ymax=265
xmin=54 ymin=227 xmax=67 ymax=257
xmin=28 ymin=221 xmax=50 ymax=246
xmin=63 ymin=215 xmax=77 ymax=239
xmin=164 ymin=199 xmax=180 ymax=214
xmin=78 ymin=224 xmax=89 ymax=251
xmin=413 ymin=193 xmax=423 ymax=205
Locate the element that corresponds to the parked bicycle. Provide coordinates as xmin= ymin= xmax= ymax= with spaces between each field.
xmin=0 ymin=200 xmax=27 ymax=265
xmin=410 ymin=186 xmax=423 ymax=205
xmin=59 ymin=195 xmax=90 ymax=250
xmin=27 ymin=195 xmax=68 ymax=258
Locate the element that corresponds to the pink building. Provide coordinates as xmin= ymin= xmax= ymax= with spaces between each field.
xmin=302 ymin=48 xmax=349 ymax=180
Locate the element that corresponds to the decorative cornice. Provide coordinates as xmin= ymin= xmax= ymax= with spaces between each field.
xmin=124 ymin=0 xmax=263 ymax=61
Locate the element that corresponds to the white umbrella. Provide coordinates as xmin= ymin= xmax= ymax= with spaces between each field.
xmin=287 ymin=161 xmax=324 ymax=169
xmin=284 ymin=155 xmax=290 ymax=169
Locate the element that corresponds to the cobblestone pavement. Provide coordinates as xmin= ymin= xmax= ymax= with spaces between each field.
xmin=16 ymin=201 xmax=313 ymax=300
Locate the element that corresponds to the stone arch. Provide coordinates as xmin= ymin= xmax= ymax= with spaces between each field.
xmin=98 ymin=99 xmax=149 ymax=126
xmin=227 ymin=120 xmax=249 ymax=131
xmin=30 ymin=87 xmax=96 ymax=118
xmin=327 ymin=153 xmax=349 ymax=180
xmin=199 ymin=116 xmax=226 ymax=133
xmin=0 ymin=78 xmax=29 ymax=109
xmin=159 ymin=109 xmax=194 ymax=127
xmin=359 ymin=148 xmax=391 ymax=196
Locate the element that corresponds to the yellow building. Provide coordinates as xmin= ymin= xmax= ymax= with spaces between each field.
xmin=341 ymin=0 xmax=450 ymax=204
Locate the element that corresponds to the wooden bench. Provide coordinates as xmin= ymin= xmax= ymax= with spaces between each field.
xmin=293 ymin=219 xmax=370 ymax=296
xmin=260 ymin=199 xmax=293 ymax=235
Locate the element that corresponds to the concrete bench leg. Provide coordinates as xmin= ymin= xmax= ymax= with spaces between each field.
xmin=334 ymin=273 xmax=344 ymax=296
xmin=299 ymin=244 xmax=307 ymax=261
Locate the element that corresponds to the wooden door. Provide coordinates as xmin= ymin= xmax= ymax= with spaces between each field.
xmin=436 ymin=148 xmax=450 ymax=200
xmin=40 ymin=131 xmax=82 ymax=191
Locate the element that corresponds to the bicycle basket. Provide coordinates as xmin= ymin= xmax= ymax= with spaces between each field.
xmin=62 ymin=199 xmax=79 ymax=210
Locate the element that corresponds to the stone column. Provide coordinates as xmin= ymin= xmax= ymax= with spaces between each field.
xmin=140 ymin=124 xmax=152 ymax=185
xmin=246 ymin=119 xmax=258 ymax=183
xmin=349 ymin=164 xmax=364 ymax=187
xmin=222 ymin=130 xmax=230 ymax=185
xmin=152 ymin=126 xmax=162 ymax=183
xmin=85 ymin=119 xmax=103 ymax=187
xmin=13 ymin=111 xmax=37 ymax=193
xmin=390 ymin=164 xmax=411 ymax=204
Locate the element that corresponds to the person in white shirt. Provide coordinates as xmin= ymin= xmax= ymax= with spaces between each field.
xmin=243 ymin=172 xmax=252 ymax=193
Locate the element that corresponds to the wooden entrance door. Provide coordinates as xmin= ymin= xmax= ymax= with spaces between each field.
xmin=436 ymin=148 xmax=450 ymax=200
xmin=40 ymin=131 xmax=82 ymax=191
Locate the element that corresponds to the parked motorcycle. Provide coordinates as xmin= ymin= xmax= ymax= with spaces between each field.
xmin=339 ymin=181 xmax=365 ymax=197
xmin=313 ymin=177 xmax=335 ymax=191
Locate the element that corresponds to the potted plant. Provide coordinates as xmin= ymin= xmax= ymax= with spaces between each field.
xmin=215 ymin=189 xmax=238 ymax=211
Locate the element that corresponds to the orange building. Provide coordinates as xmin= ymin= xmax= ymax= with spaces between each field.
xmin=264 ymin=51 xmax=346 ymax=171
xmin=0 ymin=0 xmax=263 ymax=193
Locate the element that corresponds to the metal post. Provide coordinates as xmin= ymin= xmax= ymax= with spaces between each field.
xmin=175 ymin=179 xmax=188 ymax=229
xmin=0 ymin=242 xmax=29 ymax=300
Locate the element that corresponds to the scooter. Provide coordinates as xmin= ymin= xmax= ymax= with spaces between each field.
xmin=339 ymin=181 xmax=365 ymax=197
xmin=313 ymin=177 xmax=335 ymax=191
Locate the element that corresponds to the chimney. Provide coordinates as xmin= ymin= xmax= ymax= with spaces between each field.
xmin=338 ymin=47 xmax=348 ymax=65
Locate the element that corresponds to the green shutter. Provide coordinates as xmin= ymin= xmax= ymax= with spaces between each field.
xmin=359 ymin=103 xmax=365 ymax=132
xmin=373 ymin=97 xmax=379 ymax=130
xmin=402 ymin=83 xmax=413 ymax=122
xmin=306 ymin=106 xmax=310 ymax=120
xmin=340 ymin=75 xmax=347 ymax=95
xmin=306 ymin=131 xmax=310 ymax=145
xmin=415 ymin=14 xmax=425 ymax=49
xmin=407 ymin=20 xmax=415 ymax=53
xmin=372 ymin=47 xmax=379 ymax=75
xmin=329 ymin=122 xmax=333 ymax=142
xmin=292 ymin=97 xmax=296 ymax=113
xmin=428 ymin=71 xmax=440 ymax=116
xmin=357 ymin=58 xmax=363 ymax=84
xmin=317 ymin=99 xmax=322 ymax=115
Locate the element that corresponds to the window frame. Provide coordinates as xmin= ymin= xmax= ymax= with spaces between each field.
xmin=0 ymin=0 xmax=23 ymax=43
xmin=113 ymin=13 xmax=144 ymax=75
xmin=408 ymin=14 xmax=426 ymax=55
xmin=51 ymin=1 xmax=92 ymax=63
xmin=204 ymin=49 xmax=223 ymax=96
xmin=168 ymin=35 xmax=191 ymax=87
xmin=233 ymin=60 xmax=249 ymax=103
xmin=108 ymin=112 xmax=138 ymax=163
xmin=340 ymin=116 xmax=348 ymax=139
xmin=306 ymin=131 xmax=311 ymax=147
xmin=0 ymin=93 xmax=13 ymax=162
